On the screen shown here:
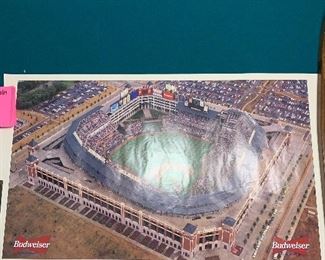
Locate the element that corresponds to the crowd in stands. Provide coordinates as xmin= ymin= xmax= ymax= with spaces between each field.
xmin=76 ymin=110 xmax=147 ymax=161
xmin=87 ymin=123 xmax=117 ymax=154
xmin=76 ymin=110 xmax=110 ymax=140
xmin=163 ymin=111 xmax=213 ymax=139
xmin=126 ymin=121 xmax=143 ymax=136
xmin=76 ymin=110 xmax=125 ymax=160
xmin=104 ymin=132 xmax=124 ymax=155
xmin=76 ymin=107 xmax=218 ymax=162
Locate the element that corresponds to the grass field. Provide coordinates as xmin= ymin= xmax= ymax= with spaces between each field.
xmin=3 ymin=187 xmax=158 ymax=259
xmin=112 ymin=130 xmax=211 ymax=194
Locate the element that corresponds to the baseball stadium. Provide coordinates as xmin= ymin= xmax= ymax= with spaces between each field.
xmin=25 ymin=82 xmax=292 ymax=258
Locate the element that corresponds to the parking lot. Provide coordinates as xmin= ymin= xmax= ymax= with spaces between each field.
xmin=37 ymin=81 xmax=107 ymax=117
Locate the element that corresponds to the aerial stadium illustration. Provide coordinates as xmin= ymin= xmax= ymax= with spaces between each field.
xmin=16 ymin=80 xmax=314 ymax=259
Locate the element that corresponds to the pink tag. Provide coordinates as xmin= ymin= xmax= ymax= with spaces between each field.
xmin=0 ymin=86 xmax=17 ymax=128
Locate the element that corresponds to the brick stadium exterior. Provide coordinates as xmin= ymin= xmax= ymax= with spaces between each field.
xmin=25 ymin=87 xmax=291 ymax=258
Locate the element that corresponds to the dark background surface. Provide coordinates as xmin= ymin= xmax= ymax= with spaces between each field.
xmin=0 ymin=1 xmax=324 ymax=85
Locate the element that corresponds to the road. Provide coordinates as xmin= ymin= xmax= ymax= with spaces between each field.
xmin=266 ymin=154 xmax=314 ymax=260
xmin=253 ymin=137 xmax=313 ymax=259
xmin=241 ymin=80 xmax=274 ymax=112
xmin=236 ymin=127 xmax=313 ymax=260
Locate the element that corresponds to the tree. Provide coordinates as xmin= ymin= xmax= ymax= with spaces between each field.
xmin=17 ymin=81 xmax=70 ymax=109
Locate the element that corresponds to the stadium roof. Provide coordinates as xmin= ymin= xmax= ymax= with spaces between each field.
xmin=26 ymin=154 xmax=38 ymax=163
xmin=183 ymin=223 xmax=197 ymax=234
xmin=222 ymin=217 xmax=236 ymax=227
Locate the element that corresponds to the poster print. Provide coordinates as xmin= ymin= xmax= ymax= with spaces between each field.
xmin=0 ymin=75 xmax=323 ymax=259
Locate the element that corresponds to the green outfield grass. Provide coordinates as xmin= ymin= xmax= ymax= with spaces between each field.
xmin=111 ymin=127 xmax=211 ymax=194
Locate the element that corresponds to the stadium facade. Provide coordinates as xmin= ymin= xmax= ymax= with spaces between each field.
xmin=26 ymin=155 xmax=237 ymax=258
xmin=25 ymin=85 xmax=291 ymax=258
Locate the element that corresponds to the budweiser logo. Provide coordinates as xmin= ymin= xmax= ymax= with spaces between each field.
xmin=13 ymin=235 xmax=51 ymax=254
xmin=272 ymin=236 xmax=309 ymax=255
